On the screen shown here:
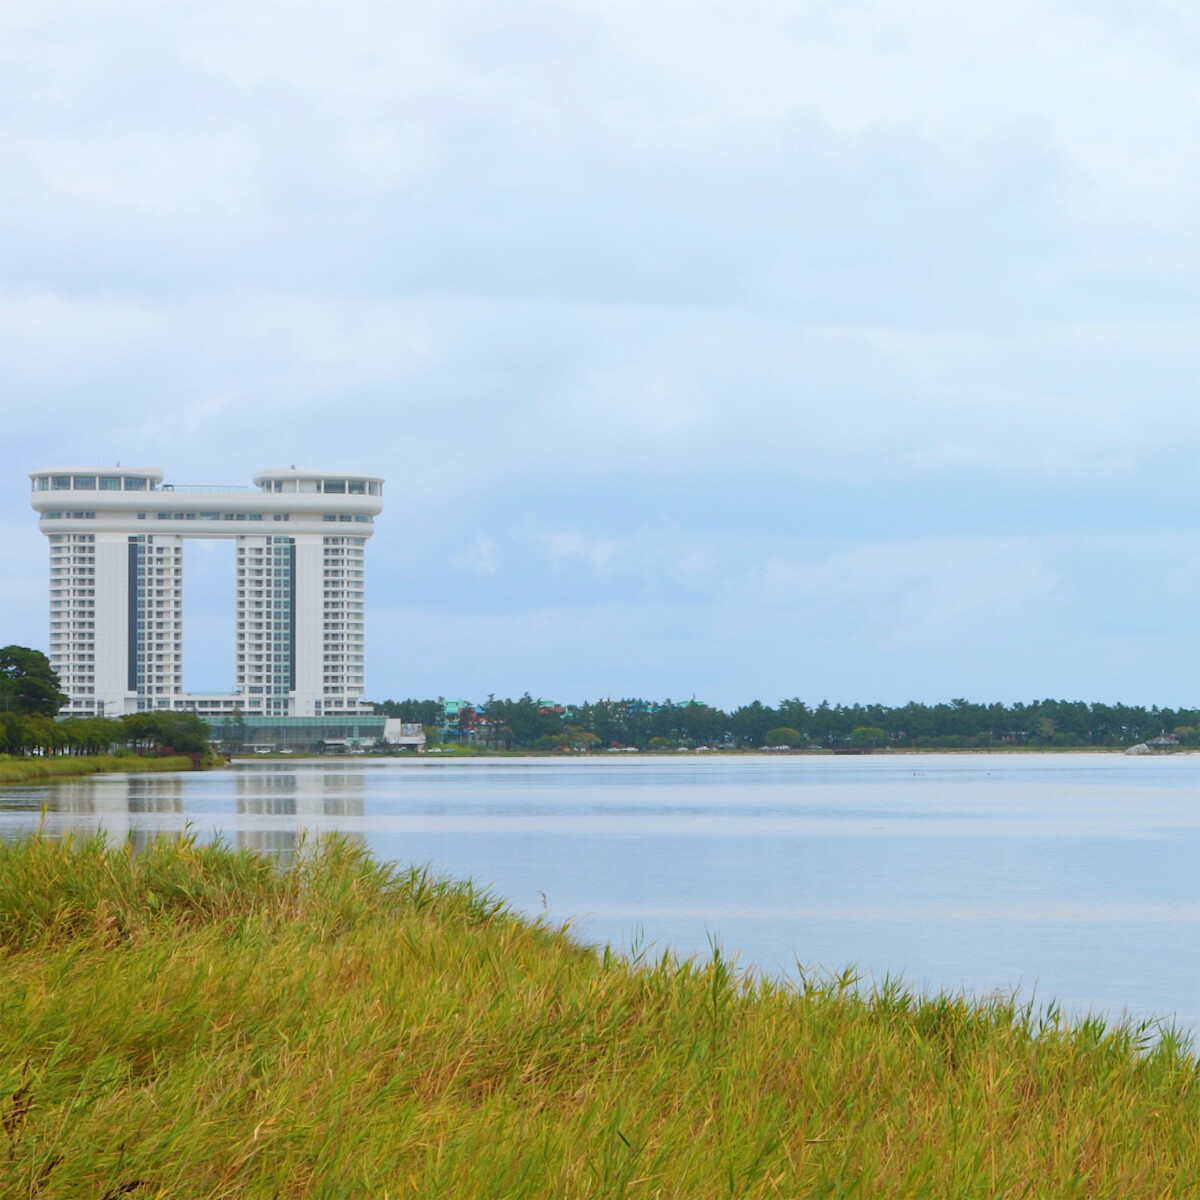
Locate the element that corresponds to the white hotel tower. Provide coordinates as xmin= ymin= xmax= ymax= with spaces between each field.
xmin=30 ymin=467 xmax=383 ymax=719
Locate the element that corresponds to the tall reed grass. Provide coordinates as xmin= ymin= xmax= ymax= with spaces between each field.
xmin=1 ymin=832 xmax=1197 ymax=1198
xmin=0 ymin=753 xmax=193 ymax=785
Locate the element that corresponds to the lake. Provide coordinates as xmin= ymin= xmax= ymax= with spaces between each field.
xmin=3 ymin=753 xmax=1198 ymax=1030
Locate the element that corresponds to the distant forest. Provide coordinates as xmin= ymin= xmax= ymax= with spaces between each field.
xmin=374 ymin=695 xmax=1200 ymax=751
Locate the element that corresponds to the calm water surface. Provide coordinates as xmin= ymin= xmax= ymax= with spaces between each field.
xmin=3 ymin=753 xmax=1198 ymax=1028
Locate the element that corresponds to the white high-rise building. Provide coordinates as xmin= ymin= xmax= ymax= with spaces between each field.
xmin=29 ymin=466 xmax=383 ymax=719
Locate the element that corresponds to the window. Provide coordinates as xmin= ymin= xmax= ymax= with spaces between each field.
xmin=124 ymin=477 xmax=147 ymax=490
xmin=348 ymin=480 xmax=365 ymax=494
xmin=73 ymin=476 xmax=96 ymax=489
xmin=99 ymin=477 xmax=121 ymax=490
xmin=322 ymin=479 xmax=346 ymax=494
xmin=52 ymin=476 xmax=70 ymax=490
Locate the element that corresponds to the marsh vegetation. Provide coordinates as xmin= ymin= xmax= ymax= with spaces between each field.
xmin=1 ymin=832 xmax=1197 ymax=1197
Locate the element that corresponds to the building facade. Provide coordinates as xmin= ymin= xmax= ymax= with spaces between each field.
xmin=29 ymin=466 xmax=383 ymax=718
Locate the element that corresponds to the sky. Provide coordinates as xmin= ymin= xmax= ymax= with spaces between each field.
xmin=2 ymin=0 xmax=1199 ymax=709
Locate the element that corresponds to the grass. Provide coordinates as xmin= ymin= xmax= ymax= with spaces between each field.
xmin=1 ymin=834 xmax=1198 ymax=1198
xmin=0 ymin=754 xmax=195 ymax=786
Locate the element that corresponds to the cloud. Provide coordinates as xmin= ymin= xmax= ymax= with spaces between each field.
xmin=455 ymin=534 xmax=499 ymax=574
xmin=2 ymin=0 xmax=1199 ymax=705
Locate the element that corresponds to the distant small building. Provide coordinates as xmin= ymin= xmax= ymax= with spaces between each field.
xmin=441 ymin=699 xmax=478 ymax=743
xmin=204 ymin=715 xmax=386 ymax=752
xmin=383 ymin=720 xmax=426 ymax=750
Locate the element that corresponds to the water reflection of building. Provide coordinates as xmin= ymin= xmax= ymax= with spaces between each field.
xmin=42 ymin=773 xmax=185 ymax=844
xmin=6 ymin=766 xmax=369 ymax=860
xmin=318 ymin=776 xmax=366 ymax=818
xmin=235 ymin=769 xmax=365 ymax=858
xmin=127 ymin=775 xmax=186 ymax=814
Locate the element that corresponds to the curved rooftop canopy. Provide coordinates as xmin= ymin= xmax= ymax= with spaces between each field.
xmin=253 ymin=468 xmax=383 ymax=496
xmin=30 ymin=468 xmax=164 ymax=492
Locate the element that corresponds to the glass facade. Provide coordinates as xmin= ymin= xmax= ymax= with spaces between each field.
xmin=203 ymin=715 xmax=386 ymax=750
xmin=127 ymin=535 xmax=184 ymax=708
xmin=237 ymin=535 xmax=296 ymax=717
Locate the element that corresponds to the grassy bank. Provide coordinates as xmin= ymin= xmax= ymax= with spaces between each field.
xmin=1 ymin=836 xmax=1197 ymax=1198
xmin=0 ymin=753 xmax=195 ymax=786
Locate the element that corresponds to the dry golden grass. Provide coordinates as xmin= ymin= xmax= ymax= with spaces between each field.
xmin=0 ymin=832 xmax=1197 ymax=1198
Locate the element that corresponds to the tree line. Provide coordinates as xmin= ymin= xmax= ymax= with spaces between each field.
xmin=6 ymin=640 xmax=1194 ymax=755
xmin=376 ymin=694 xmax=1200 ymax=750
xmin=1 ymin=644 xmax=211 ymax=759
xmin=0 ymin=710 xmax=214 ymax=759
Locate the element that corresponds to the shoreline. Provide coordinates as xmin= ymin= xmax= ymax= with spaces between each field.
xmin=0 ymin=753 xmax=198 ymax=786
xmin=4 ymin=743 xmax=1179 ymax=781
xmin=226 ymin=745 xmax=1183 ymax=762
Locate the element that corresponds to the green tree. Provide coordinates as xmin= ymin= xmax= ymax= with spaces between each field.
xmin=0 ymin=646 xmax=68 ymax=717
xmin=532 ymin=726 xmax=603 ymax=752
xmin=850 ymin=726 xmax=887 ymax=747
xmin=121 ymin=712 xmax=211 ymax=758
xmin=483 ymin=695 xmax=564 ymax=747
xmin=730 ymin=701 xmax=778 ymax=747
xmin=374 ymin=698 xmax=443 ymax=724
xmin=764 ymin=727 xmax=802 ymax=747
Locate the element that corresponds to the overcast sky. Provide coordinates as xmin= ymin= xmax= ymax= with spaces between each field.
xmin=2 ymin=0 xmax=1198 ymax=708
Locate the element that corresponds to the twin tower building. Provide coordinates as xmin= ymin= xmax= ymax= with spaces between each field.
xmin=30 ymin=466 xmax=383 ymax=721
